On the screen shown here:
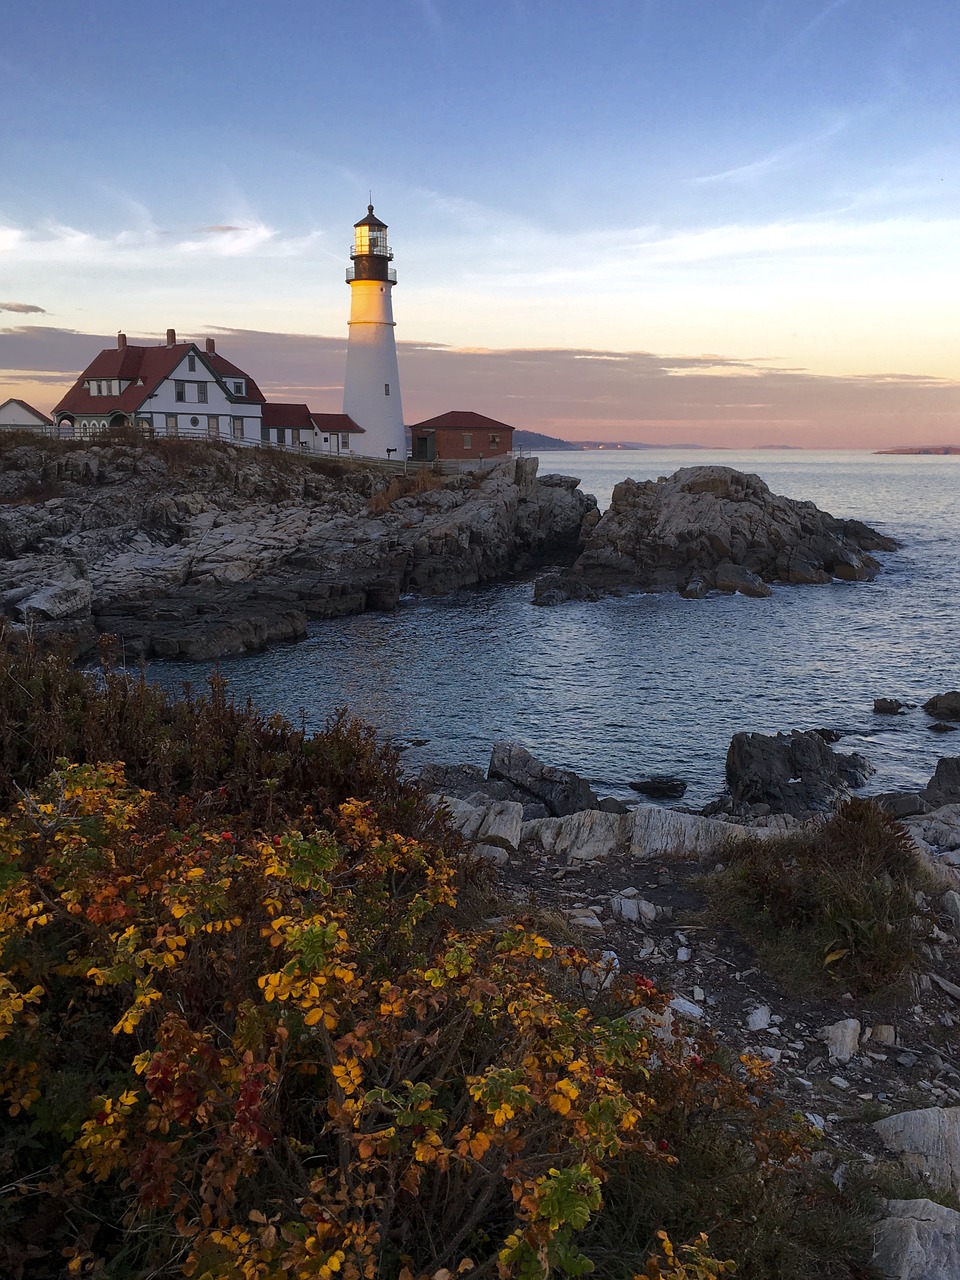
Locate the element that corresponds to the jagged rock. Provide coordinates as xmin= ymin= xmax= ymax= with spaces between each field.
xmin=925 ymin=693 xmax=960 ymax=722
xmin=818 ymin=1018 xmax=862 ymax=1063
xmin=874 ymin=793 xmax=932 ymax=819
xmin=533 ymin=465 xmax=897 ymax=604
xmin=923 ymin=759 xmax=960 ymax=809
xmin=520 ymin=804 xmax=754 ymax=865
xmin=929 ymin=722 xmax=959 ymax=734
xmin=418 ymin=763 xmax=488 ymax=799
xmin=0 ymin=445 xmax=596 ymax=660
xmin=875 ymin=698 xmax=905 ymax=715
xmin=488 ymin=742 xmax=598 ymax=817
xmin=874 ymin=1107 xmax=960 ymax=1194
xmin=474 ymin=801 xmax=525 ymax=853
xmin=873 ymin=1198 xmax=960 ymax=1280
xmin=943 ymin=890 xmax=960 ymax=934
xmin=724 ymin=728 xmax=875 ymax=817
xmin=629 ymin=775 xmax=688 ymax=800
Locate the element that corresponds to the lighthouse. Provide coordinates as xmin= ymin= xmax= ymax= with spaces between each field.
xmin=343 ymin=205 xmax=406 ymax=458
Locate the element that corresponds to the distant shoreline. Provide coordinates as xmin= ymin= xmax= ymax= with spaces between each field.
xmin=875 ymin=446 xmax=960 ymax=455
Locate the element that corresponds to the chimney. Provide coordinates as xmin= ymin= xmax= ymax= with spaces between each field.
xmin=166 ymin=328 xmax=176 ymax=346
xmin=205 ymin=337 xmax=216 ymax=355
xmin=117 ymin=332 xmax=127 ymax=349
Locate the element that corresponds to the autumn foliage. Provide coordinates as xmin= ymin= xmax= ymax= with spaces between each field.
xmin=0 ymin=638 xmax=862 ymax=1279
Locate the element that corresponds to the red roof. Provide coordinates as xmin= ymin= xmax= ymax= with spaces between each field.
xmin=53 ymin=341 xmax=263 ymax=417
xmin=310 ymin=412 xmax=364 ymax=434
xmin=408 ymin=410 xmax=514 ymax=433
xmin=261 ymin=404 xmax=364 ymax=434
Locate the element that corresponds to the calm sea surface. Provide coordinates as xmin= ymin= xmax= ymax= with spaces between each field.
xmin=149 ymin=450 xmax=960 ymax=809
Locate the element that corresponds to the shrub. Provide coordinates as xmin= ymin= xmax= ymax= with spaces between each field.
xmin=706 ymin=799 xmax=934 ymax=996
xmin=0 ymin=762 xmax=756 ymax=1279
xmin=0 ymin=631 xmax=438 ymax=838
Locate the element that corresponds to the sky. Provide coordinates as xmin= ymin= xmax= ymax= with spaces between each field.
xmin=3 ymin=0 xmax=960 ymax=448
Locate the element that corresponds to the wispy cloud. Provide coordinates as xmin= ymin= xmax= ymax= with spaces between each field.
xmin=0 ymin=301 xmax=47 ymax=314
xmin=0 ymin=219 xmax=322 ymax=264
xmin=690 ymin=115 xmax=853 ymax=186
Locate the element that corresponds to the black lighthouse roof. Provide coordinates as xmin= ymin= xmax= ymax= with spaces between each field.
xmin=354 ymin=204 xmax=387 ymax=230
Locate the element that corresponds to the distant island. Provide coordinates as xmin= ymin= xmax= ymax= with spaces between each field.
xmin=875 ymin=445 xmax=960 ymax=455
xmin=513 ymin=430 xmax=707 ymax=451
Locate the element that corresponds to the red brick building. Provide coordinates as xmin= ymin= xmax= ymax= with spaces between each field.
xmin=408 ymin=410 xmax=514 ymax=462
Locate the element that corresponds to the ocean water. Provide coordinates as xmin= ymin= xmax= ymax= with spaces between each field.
xmin=149 ymin=449 xmax=960 ymax=809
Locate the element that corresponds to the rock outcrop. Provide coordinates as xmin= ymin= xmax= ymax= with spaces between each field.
xmin=533 ymin=464 xmax=897 ymax=604
xmin=925 ymin=693 xmax=960 ymax=722
xmin=873 ymin=1199 xmax=960 ymax=1280
xmin=0 ymin=442 xmax=596 ymax=660
xmin=714 ymin=727 xmax=875 ymax=818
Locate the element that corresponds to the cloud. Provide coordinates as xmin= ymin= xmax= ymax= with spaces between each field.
xmin=0 ymin=218 xmax=322 ymax=266
xmin=0 ymin=301 xmax=47 ymax=314
xmin=6 ymin=325 xmax=960 ymax=451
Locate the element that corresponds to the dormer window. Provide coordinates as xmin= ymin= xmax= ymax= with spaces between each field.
xmin=233 ymin=381 xmax=243 ymax=395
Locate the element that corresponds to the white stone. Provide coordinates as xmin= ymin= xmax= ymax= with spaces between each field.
xmin=873 ymin=1198 xmax=960 ymax=1280
xmin=669 ymin=995 xmax=705 ymax=1021
xmin=818 ymin=1018 xmax=862 ymax=1063
xmin=871 ymin=1025 xmax=898 ymax=1047
xmin=610 ymin=895 xmax=641 ymax=923
xmin=746 ymin=1004 xmax=772 ymax=1032
xmin=475 ymin=801 xmax=524 ymax=853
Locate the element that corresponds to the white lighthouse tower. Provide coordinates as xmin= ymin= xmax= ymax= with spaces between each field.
xmin=343 ymin=204 xmax=406 ymax=458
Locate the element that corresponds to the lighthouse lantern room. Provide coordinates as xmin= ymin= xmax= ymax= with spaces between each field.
xmin=342 ymin=205 xmax=406 ymax=458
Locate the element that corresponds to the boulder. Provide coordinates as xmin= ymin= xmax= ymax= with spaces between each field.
xmin=873 ymin=1199 xmax=960 ymax=1280
xmin=724 ymin=728 xmax=875 ymax=817
xmin=874 ymin=1107 xmax=960 ymax=1194
xmin=924 ymin=693 xmax=960 ymax=722
xmin=629 ymin=775 xmax=688 ymax=800
xmin=520 ymin=803 xmax=754 ymax=865
xmin=488 ymin=741 xmax=598 ymax=817
xmin=875 ymin=698 xmax=905 ymax=715
xmin=923 ymin=758 xmax=960 ymax=809
xmin=533 ymin=464 xmax=897 ymax=603
xmin=817 ymin=1018 xmax=861 ymax=1063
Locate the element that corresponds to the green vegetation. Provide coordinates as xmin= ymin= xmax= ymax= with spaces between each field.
xmin=0 ymin=635 xmax=884 ymax=1278
xmin=706 ymin=799 xmax=934 ymax=997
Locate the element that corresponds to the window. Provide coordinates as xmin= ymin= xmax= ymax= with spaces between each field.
xmin=276 ymin=428 xmax=286 ymax=446
xmin=489 ymin=434 xmax=500 ymax=446
xmin=233 ymin=381 xmax=243 ymax=395
xmin=261 ymin=425 xmax=270 ymax=442
xmin=95 ymin=381 xmax=102 ymax=396
xmin=384 ymin=383 xmax=390 ymax=396
xmin=189 ymin=416 xmax=200 ymax=428
xmin=207 ymin=415 xmax=219 ymax=438
xmin=463 ymin=433 xmax=473 ymax=449
xmin=197 ymin=382 xmax=207 ymax=404
xmin=231 ymin=417 xmax=243 ymax=439
xmin=165 ymin=414 xmax=179 ymax=436
xmin=340 ymin=434 xmax=349 ymax=448
xmin=187 ymin=355 xmax=196 ymax=372
xmin=175 ymin=381 xmax=186 ymax=402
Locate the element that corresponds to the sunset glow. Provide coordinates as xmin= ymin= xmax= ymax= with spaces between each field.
xmin=4 ymin=2 xmax=960 ymax=447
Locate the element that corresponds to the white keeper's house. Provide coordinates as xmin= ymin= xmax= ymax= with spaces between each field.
xmin=0 ymin=398 xmax=54 ymax=432
xmin=52 ymin=329 xmax=364 ymax=456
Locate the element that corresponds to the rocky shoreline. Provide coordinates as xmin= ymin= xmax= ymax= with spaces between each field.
xmin=0 ymin=440 xmax=594 ymax=660
xmin=534 ymin=464 xmax=897 ymax=604
xmin=1 ymin=441 xmax=900 ymax=661
xmin=419 ymin=722 xmax=960 ymax=1280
